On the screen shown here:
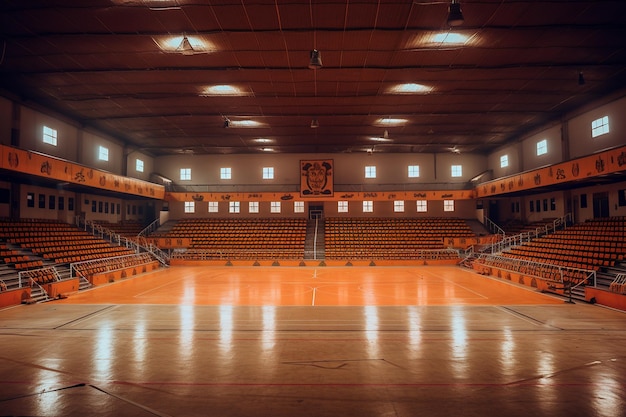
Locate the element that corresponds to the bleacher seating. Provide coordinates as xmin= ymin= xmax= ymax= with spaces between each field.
xmin=153 ymin=218 xmax=307 ymax=260
xmin=324 ymin=217 xmax=473 ymax=260
xmin=0 ymin=218 xmax=135 ymax=265
xmin=500 ymin=217 xmax=626 ymax=272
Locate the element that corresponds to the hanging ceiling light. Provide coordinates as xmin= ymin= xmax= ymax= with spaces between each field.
xmin=447 ymin=0 xmax=464 ymax=27
xmin=309 ymin=49 xmax=323 ymax=69
xmin=177 ymin=35 xmax=195 ymax=55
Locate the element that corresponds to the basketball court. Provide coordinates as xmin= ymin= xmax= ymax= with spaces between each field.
xmin=1 ymin=266 xmax=625 ymax=417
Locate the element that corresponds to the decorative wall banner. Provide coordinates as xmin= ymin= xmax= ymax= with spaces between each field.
xmin=0 ymin=144 xmax=165 ymax=199
xmin=475 ymin=145 xmax=626 ymax=198
xmin=300 ymin=159 xmax=334 ymax=198
xmin=165 ymin=189 xmax=475 ymax=202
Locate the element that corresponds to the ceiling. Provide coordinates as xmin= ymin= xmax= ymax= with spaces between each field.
xmin=1 ymin=0 xmax=626 ymax=157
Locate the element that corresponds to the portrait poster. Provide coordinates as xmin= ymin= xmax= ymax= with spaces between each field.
xmin=300 ymin=159 xmax=334 ymax=198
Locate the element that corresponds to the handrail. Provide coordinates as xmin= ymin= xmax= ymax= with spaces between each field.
xmin=313 ymin=217 xmax=319 ymax=261
xmin=18 ymin=266 xmax=61 ymax=288
xmin=483 ymin=215 xmax=505 ymax=237
xmin=70 ymin=252 xmax=156 ymax=277
xmin=138 ymin=218 xmax=160 ymax=238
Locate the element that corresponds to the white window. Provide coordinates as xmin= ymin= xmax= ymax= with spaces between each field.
xmin=249 ymin=201 xmax=259 ymax=213
xmin=136 ymin=158 xmax=144 ymax=172
xmin=184 ymin=201 xmax=195 ymax=213
xmin=229 ymin=201 xmax=240 ymax=213
xmin=220 ymin=167 xmax=232 ymax=180
xmin=394 ymin=200 xmax=405 ymax=212
xmin=500 ymin=155 xmax=509 ymax=168
xmin=365 ymin=166 xmax=377 ymax=178
xmin=363 ymin=200 xmax=373 ymax=213
xmin=416 ymin=200 xmax=427 ymax=212
xmin=270 ymin=201 xmax=281 ymax=213
xmin=408 ymin=165 xmax=420 ymax=178
xmin=208 ymin=201 xmax=219 ymax=213
xmin=451 ymin=165 xmax=462 ymax=177
xmin=536 ymin=139 xmax=548 ymax=156
xmin=591 ymin=116 xmax=609 ymax=138
xmin=338 ymin=201 xmax=348 ymax=213
xmin=294 ymin=201 xmax=304 ymax=213
xmin=262 ymin=167 xmax=274 ymax=179
xmin=444 ymin=200 xmax=455 ymax=212
xmin=98 ymin=146 xmax=109 ymax=161
xmin=43 ymin=126 xmax=57 ymax=146
xmin=180 ymin=168 xmax=191 ymax=181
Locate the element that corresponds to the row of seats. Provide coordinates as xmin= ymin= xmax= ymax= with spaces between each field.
xmin=74 ymin=253 xmax=155 ymax=278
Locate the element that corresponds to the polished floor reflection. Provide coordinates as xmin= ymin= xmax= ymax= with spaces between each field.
xmin=0 ymin=266 xmax=625 ymax=417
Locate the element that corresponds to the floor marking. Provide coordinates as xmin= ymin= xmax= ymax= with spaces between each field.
xmin=496 ymin=306 xmax=562 ymax=329
xmin=312 ymin=288 xmax=317 ymax=306
xmin=54 ymin=305 xmax=117 ymax=329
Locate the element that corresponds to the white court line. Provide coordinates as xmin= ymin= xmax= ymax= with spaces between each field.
xmin=312 ymin=287 xmax=317 ymax=306
xmin=419 ymin=269 xmax=489 ymax=299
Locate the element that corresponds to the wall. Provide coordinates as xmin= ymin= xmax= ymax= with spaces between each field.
xmin=0 ymin=180 xmax=10 ymax=218
xmin=154 ymin=152 xmax=487 ymax=190
xmin=521 ymin=124 xmax=563 ymax=171
xmin=126 ymin=149 xmax=155 ymax=182
xmin=19 ymin=107 xmax=80 ymax=161
xmin=568 ymin=95 xmax=626 ymax=158
xmin=488 ymin=142 xmax=521 ymax=180
xmin=19 ymin=184 xmax=77 ymax=223
xmin=570 ymin=180 xmax=626 ymax=223
xmin=0 ymin=96 xmax=12 ymax=146
xmin=80 ymin=131 xmax=124 ymax=175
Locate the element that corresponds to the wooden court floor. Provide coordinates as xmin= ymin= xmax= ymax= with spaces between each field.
xmin=2 ymin=266 xmax=625 ymax=417
xmin=55 ymin=265 xmax=564 ymax=306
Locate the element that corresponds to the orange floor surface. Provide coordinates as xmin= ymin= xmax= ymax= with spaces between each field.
xmin=56 ymin=266 xmax=563 ymax=306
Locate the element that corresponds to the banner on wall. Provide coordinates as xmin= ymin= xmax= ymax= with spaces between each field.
xmin=300 ymin=159 xmax=334 ymax=198
xmin=0 ymin=144 xmax=165 ymax=199
xmin=475 ymin=145 xmax=626 ymax=198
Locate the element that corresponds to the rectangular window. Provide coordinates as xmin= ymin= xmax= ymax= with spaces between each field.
xmin=98 ymin=146 xmax=109 ymax=161
xmin=136 ymin=159 xmax=144 ymax=172
xmin=98 ymin=201 xmax=103 ymax=213
xmin=38 ymin=194 xmax=45 ymax=209
xmin=363 ymin=200 xmax=373 ymax=213
xmin=416 ymin=200 xmax=427 ymax=212
xmin=550 ymin=197 xmax=556 ymax=211
xmin=394 ymin=200 xmax=405 ymax=212
xmin=591 ymin=116 xmax=609 ymax=138
xmin=270 ymin=201 xmax=281 ymax=213
xmin=68 ymin=197 xmax=74 ymax=211
xmin=104 ymin=202 xmax=109 ymax=214
xmin=208 ymin=201 xmax=219 ymax=213
xmin=408 ymin=165 xmax=420 ymax=178
xmin=537 ymin=139 xmax=548 ymax=156
xmin=580 ymin=193 xmax=587 ymax=208
xmin=249 ymin=201 xmax=259 ymax=213
xmin=451 ymin=165 xmax=462 ymax=177
xmin=220 ymin=167 xmax=232 ymax=180
xmin=92 ymin=200 xmax=97 ymax=212
xmin=43 ymin=126 xmax=57 ymax=146
xmin=27 ymin=192 xmax=35 ymax=208
xmin=117 ymin=203 xmax=121 ymax=214
xmin=535 ymin=200 xmax=541 ymax=212
xmin=443 ymin=200 xmax=455 ymax=212
xmin=294 ymin=201 xmax=304 ymax=213
xmin=365 ymin=166 xmax=376 ymax=178
xmin=48 ymin=195 xmax=55 ymax=210
xmin=229 ymin=201 xmax=240 ymax=213
xmin=184 ymin=201 xmax=195 ymax=213
xmin=58 ymin=196 xmax=64 ymax=211
xmin=262 ymin=167 xmax=274 ymax=179
xmin=543 ymin=199 xmax=548 ymax=212
xmin=338 ymin=201 xmax=348 ymax=213
xmin=529 ymin=200 xmax=534 ymax=212
xmin=500 ymin=155 xmax=509 ymax=168
xmin=180 ymin=168 xmax=191 ymax=181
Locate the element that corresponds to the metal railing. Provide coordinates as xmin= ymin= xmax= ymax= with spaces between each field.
xmin=70 ymin=252 xmax=156 ymax=278
xmin=476 ymin=253 xmax=596 ymax=288
xmin=18 ymin=266 xmax=61 ymax=288
xmin=138 ymin=218 xmax=160 ymax=238
xmin=484 ymin=213 xmax=572 ymax=255
xmin=483 ymin=215 xmax=505 ymax=237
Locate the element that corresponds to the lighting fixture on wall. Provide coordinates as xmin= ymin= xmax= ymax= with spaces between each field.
xmin=309 ymin=50 xmax=323 ymax=69
xmin=447 ymin=0 xmax=464 ymax=27
xmin=223 ymin=118 xmax=230 ymax=128
xmin=310 ymin=118 xmax=320 ymax=128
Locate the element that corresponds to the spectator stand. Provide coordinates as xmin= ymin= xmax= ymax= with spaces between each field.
xmin=71 ymin=252 xmax=161 ymax=286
